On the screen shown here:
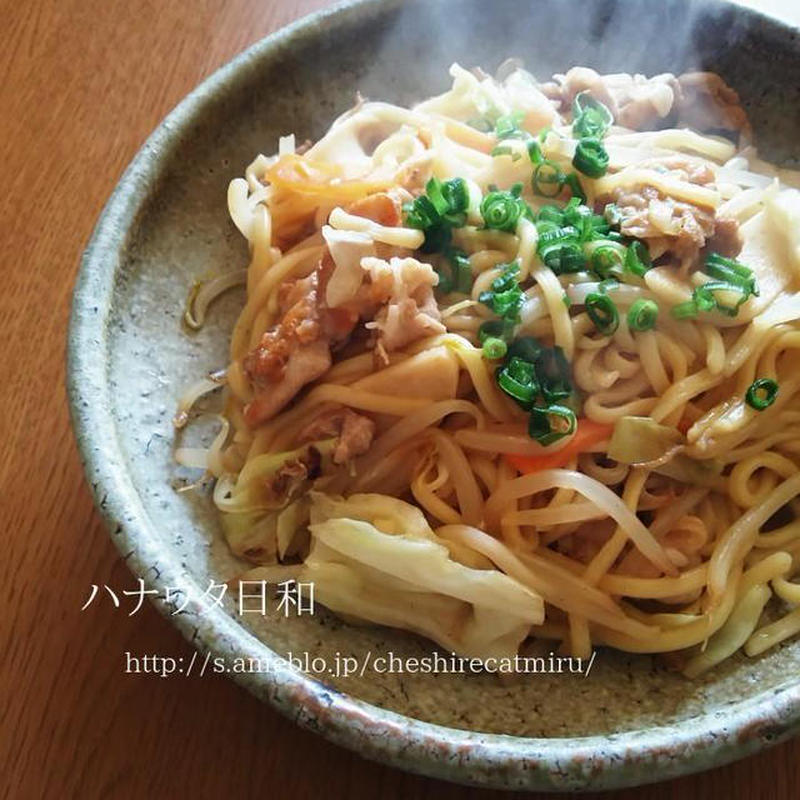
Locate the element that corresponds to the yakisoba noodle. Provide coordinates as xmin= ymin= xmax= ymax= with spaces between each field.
xmin=177 ymin=63 xmax=800 ymax=675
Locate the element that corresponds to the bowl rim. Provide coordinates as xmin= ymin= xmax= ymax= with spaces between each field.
xmin=67 ymin=0 xmax=800 ymax=790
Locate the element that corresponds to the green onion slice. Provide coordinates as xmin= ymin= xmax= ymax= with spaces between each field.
xmin=527 ymin=139 xmax=544 ymax=164
xmin=535 ymin=346 xmax=572 ymax=402
xmin=403 ymin=176 xmax=469 ymax=252
xmin=478 ymin=319 xmax=514 ymax=343
xmin=532 ymin=160 xmax=565 ymax=197
xmin=478 ymin=261 xmax=523 ymax=322
xmin=572 ymin=91 xmax=614 ymax=139
xmin=536 ymin=204 xmax=564 ymax=225
xmin=591 ymin=244 xmax=625 ymax=278
xmin=435 ymin=247 xmax=471 ymax=293
xmin=507 ymin=336 xmax=543 ymax=363
xmin=627 ymin=298 xmax=659 ymax=332
xmin=497 ymin=357 xmax=539 ymax=408
xmin=564 ymin=172 xmax=586 ymax=202
xmin=481 ymin=190 xmax=524 ymax=232
xmin=482 ymin=337 xmax=508 ymax=360
xmin=671 ymin=299 xmax=699 ymax=320
xmin=625 ymin=240 xmax=652 ymax=276
xmin=598 ymin=278 xmax=620 ymax=294
xmin=442 ymin=177 xmax=469 ymax=214
xmin=529 ymin=404 xmax=577 ymax=445
xmin=585 ymin=291 xmax=619 ymax=335
xmin=745 ymin=378 xmax=779 ymax=411
xmin=705 ymin=252 xmax=759 ymax=297
xmin=572 ymin=138 xmax=610 ymax=178
xmin=540 ymin=241 xmax=586 ymax=274
xmin=494 ymin=111 xmax=526 ymax=140
xmin=693 ymin=281 xmax=749 ymax=317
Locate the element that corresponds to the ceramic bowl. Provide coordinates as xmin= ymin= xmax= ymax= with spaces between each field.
xmin=67 ymin=0 xmax=800 ymax=790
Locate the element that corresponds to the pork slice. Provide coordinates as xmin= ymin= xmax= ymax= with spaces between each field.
xmin=297 ymin=407 xmax=376 ymax=464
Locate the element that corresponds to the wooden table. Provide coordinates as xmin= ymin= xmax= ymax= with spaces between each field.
xmin=3 ymin=1 xmax=798 ymax=797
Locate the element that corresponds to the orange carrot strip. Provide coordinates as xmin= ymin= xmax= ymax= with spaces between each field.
xmin=265 ymin=154 xmax=389 ymax=200
xmin=505 ymin=420 xmax=614 ymax=474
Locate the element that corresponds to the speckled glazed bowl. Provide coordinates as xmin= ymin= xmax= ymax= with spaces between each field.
xmin=67 ymin=0 xmax=800 ymax=790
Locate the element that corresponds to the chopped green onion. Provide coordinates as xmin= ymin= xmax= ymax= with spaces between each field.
xmin=536 ymin=205 xmax=565 ymax=225
xmin=539 ymin=241 xmax=586 ymax=274
xmin=481 ymin=189 xmax=525 ymax=232
xmin=403 ymin=195 xmax=438 ymax=230
xmin=529 ymin=404 xmax=577 ymax=445
xmin=482 ymin=286 xmax=522 ymax=318
xmin=507 ymin=336 xmax=543 ymax=363
xmin=579 ymin=214 xmax=610 ymax=242
xmin=598 ymin=278 xmax=620 ymax=294
xmin=574 ymin=108 xmax=611 ymax=140
xmin=419 ymin=223 xmax=452 ymax=253
xmin=672 ymin=279 xmax=751 ymax=320
xmin=591 ymin=245 xmax=625 ymax=278
xmin=535 ymin=220 xmax=561 ymax=238
xmin=527 ymin=139 xmax=544 ymax=164
xmin=424 ymin=177 xmax=449 ymax=216
xmin=563 ymin=172 xmax=586 ymax=202
xmin=479 ymin=261 xmax=523 ymax=322
xmin=492 ymin=339 xmax=578 ymax=435
xmin=561 ymin=197 xmax=591 ymax=227
xmin=482 ymin=337 xmax=508 ymax=360
xmin=562 ymin=196 xmax=583 ymax=214
xmin=572 ymin=138 xmax=609 ymax=178
xmin=497 ymin=357 xmax=539 ymax=408
xmin=434 ymin=266 xmax=453 ymax=293
xmin=693 ymin=284 xmax=718 ymax=313
xmin=478 ymin=318 xmax=514 ymax=343
xmin=537 ymin=225 xmax=580 ymax=246
xmin=490 ymin=261 xmax=520 ymax=292
xmin=745 ymin=378 xmax=779 ymax=411
xmin=628 ymin=298 xmax=659 ymax=331
xmin=585 ymin=292 xmax=619 ymax=335
xmin=494 ymin=111 xmax=526 ymax=140
xmin=625 ymin=240 xmax=651 ymax=276
xmin=535 ymin=346 xmax=572 ymax=401
xmin=478 ymin=319 xmax=508 ymax=344
xmin=532 ymin=160 xmax=565 ymax=197
xmin=434 ymin=248 xmax=471 ymax=293
xmin=671 ymin=299 xmax=699 ymax=320
xmin=442 ymin=177 xmax=469 ymax=214
xmin=705 ymin=252 xmax=759 ymax=297
xmin=694 ymin=281 xmax=749 ymax=317
xmin=448 ymin=248 xmax=473 ymax=293
xmin=491 ymin=145 xmax=521 ymax=160
xmin=572 ymin=92 xmax=610 ymax=119
xmin=404 ymin=176 xmax=469 ymax=252
xmin=572 ymin=91 xmax=614 ymax=139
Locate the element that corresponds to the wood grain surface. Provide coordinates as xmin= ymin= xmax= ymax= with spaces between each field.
xmin=2 ymin=1 xmax=798 ymax=797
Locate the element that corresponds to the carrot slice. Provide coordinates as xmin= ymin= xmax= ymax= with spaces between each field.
xmin=265 ymin=154 xmax=389 ymax=200
xmin=505 ymin=419 xmax=614 ymax=474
